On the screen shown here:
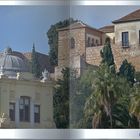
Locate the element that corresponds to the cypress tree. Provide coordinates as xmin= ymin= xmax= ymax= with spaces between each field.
xmin=100 ymin=38 xmax=115 ymax=73
xmin=54 ymin=68 xmax=70 ymax=128
xmin=31 ymin=44 xmax=40 ymax=78
xmin=100 ymin=38 xmax=114 ymax=66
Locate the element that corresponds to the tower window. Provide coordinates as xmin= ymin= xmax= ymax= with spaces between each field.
xmin=70 ymin=37 xmax=75 ymax=49
xmin=122 ymin=32 xmax=129 ymax=47
xmin=96 ymin=40 xmax=99 ymax=46
xmin=34 ymin=105 xmax=40 ymax=123
xmin=87 ymin=37 xmax=91 ymax=47
xmin=9 ymin=103 xmax=15 ymax=121
xmin=91 ymin=38 xmax=95 ymax=47
xmin=19 ymin=96 xmax=30 ymax=122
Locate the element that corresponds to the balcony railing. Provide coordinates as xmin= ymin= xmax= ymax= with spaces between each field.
xmin=122 ymin=41 xmax=129 ymax=48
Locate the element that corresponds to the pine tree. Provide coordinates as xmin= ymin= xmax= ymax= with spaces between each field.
xmin=31 ymin=44 xmax=40 ymax=78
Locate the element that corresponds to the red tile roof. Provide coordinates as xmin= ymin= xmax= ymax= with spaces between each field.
xmin=57 ymin=21 xmax=103 ymax=33
xmin=99 ymin=25 xmax=114 ymax=33
xmin=23 ymin=52 xmax=54 ymax=73
xmin=113 ymin=9 xmax=140 ymax=23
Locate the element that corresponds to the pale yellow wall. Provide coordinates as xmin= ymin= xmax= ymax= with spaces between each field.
xmin=115 ymin=21 xmax=140 ymax=46
xmin=0 ymin=78 xmax=55 ymax=128
xmin=86 ymin=33 xmax=101 ymax=45
xmin=106 ymin=32 xmax=115 ymax=42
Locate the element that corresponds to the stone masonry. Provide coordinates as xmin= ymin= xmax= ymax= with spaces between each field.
xmin=56 ymin=15 xmax=140 ymax=79
xmin=86 ymin=44 xmax=140 ymax=71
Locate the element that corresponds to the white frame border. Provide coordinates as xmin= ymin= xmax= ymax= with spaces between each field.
xmin=0 ymin=0 xmax=140 ymax=139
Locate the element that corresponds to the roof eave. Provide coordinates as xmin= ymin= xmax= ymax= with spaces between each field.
xmin=112 ymin=18 xmax=140 ymax=24
xmin=57 ymin=26 xmax=104 ymax=34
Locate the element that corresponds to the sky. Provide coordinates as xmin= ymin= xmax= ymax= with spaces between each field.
xmin=0 ymin=6 xmax=140 ymax=54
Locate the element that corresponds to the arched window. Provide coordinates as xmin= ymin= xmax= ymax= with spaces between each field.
xmin=87 ymin=37 xmax=91 ymax=47
xmin=96 ymin=40 xmax=99 ymax=46
xmin=70 ymin=37 xmax=75 ymax=49
xmin=91 ymin=38 xmax=95 ymax=47
xmin=19 ymin=96 xmax=30 ymax=122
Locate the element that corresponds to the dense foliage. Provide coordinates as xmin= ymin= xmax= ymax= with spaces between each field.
xmin=119 ymin=59 xmax=135 ymax=83
xmin=53 ymin=68 xmax=70 ymax=128
xmin=70 ymin=67 xmax=96 ymax=128
xmin=52 ymin=22 xmax=140 ymax=128
xmin=47 ymin=18 xmax=77 ymax=66
xmin=100 ymin=39 xmax=115 ymax=67
xmin=71 ymin=40 xmax=140 ymax=128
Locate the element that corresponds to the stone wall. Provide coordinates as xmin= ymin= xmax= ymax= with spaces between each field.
xmin=58 ymin=28 xmax=86 ymax=68
xmin=86 ymin=46 xmax=103 ymax=66
xmin=58 ymin=30 xmax=70 ymax=67
xmin=57 ymin=25 xmax=103 ymax=69
xmin=85 ymin=28 xmax=103 ymax=45
xmin=57 ymin=21 xmax=140 ymax=78
xmin=115 ymin=21 xmax=140 ymax=45
xmin=86 ymin=44 xmax=140 ymax=71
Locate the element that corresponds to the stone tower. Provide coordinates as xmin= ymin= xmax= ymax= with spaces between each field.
xmin=55 ymin=21 xmax=103 ymax=79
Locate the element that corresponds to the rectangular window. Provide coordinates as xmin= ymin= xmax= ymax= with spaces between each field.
xmin=9 ymin=103 xmax=15 ymax=121
xmin=34 ymin=105 xmax=40 ymax=123
xmin=91 ymin=38 xmax=95 ymax=47
xmin=19 ymin=96 xmax=30 ymax=122
xmin=139 ymin=30 xmax=140 ymax=44
xmin=96 ymin=39 xmax=99 ymax=46
xmin=122 ymin=32 xmax=129 ymax=47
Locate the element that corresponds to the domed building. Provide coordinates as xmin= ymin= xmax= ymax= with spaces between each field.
xmin=0 ymin=47 xmax=29 ymax=78
xmin=0 ymin=48 xmax=55 ymax=128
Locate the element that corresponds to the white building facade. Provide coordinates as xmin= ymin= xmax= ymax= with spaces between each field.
xmin=0 ymin=48 xmax=55 ymax=128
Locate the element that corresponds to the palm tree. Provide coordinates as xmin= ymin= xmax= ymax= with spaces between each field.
xmin=84 ymin=64 xmax=131 ymax=128
xmin=83 ymin=64 xmax=113 ymax=128
xmin=95 ymin=64 xmax=119 ymax=127
xmin=130 ymin=85 xmax=140 ymax=128
xmin=84 ymin=92 xmax=108 ymax=128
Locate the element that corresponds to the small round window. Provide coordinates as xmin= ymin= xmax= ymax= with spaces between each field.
xmin=70 ymin=37 xmax=75 ymax=49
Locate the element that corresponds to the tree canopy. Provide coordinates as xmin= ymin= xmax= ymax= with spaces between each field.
xmin=79 ymin=40 xmax=138 ymax=128
xmin=119 ymin=59 xmax=135 ymax=83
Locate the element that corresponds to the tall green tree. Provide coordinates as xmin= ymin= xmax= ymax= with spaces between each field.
xmin=70 ymin=67 xmax=96 ymax=128
xmin=84 ymin=64 xmax=132 ymax=128
xmin=31 ymin=44 xmax=41 ymax=78
xmin=130 ymin=85 xmax=140 ymax=127
xmin=100 ymin=39 xmax=115 ymax=66
xmin=53 ymin=68 xmax=70 ymax=128
xmin=47 ymin=18 xmax=77 ymax=66
xmin=119 ymin=59 xmax=135 ymax=83
xmin=100 ymin=39 xmax=115 ymax=73
xmin=83 ymin=39 xmax=135 ymax=128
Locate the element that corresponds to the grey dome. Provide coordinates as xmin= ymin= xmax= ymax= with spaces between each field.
xmin=0 ymin=48 xmax=29 ymax=77
xmin=4 ymin=47 xmax=12 ymax=55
